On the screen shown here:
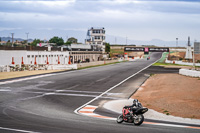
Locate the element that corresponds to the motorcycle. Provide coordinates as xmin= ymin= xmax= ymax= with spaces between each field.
xmin=116 ymin=106 xmax=148 ymax=126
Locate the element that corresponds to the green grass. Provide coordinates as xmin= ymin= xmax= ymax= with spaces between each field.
xmin=157 ymin=52 xmax=169 ymax=63
xmin=110 ymin=49 xmax=124 ymax=54
xmin=163 ymin=110 xmax=170 ymax=115
xmin=153 ymin=62 xmax=184 ymax=66
xmin=150 ymin=73 xmax=155 ymax=76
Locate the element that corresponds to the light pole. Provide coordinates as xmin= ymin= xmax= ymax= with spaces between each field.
xmin=126 ymin=36 xmax=128 ymax=45
xmin=176 ymin=38 xmax=178 ymax=60
xmin=193 ymin=40 xmax=196 ymax=69
xmin=26 ymin=32 xmax=29 ymax=45
xmin=11 ymin=33 xmax=14 ymax=47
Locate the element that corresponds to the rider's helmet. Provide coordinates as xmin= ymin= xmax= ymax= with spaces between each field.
xmin=133 ymin=99 xmax=139 ymax=106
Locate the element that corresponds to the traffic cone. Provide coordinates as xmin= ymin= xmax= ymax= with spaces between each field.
xmin=34 ymin=56 xmax=37 ymax=65
xmin=68 ymin=56 xmax=71 ymax=64
xmin=58 ymin=56 xmax=60 ymax=64
xmin=47 ymin=56 xmax=49 ymax=64
xmin=21 ymin=57 xmax=24 ymax=65
xmin=12 ymin=57 xmax=15 ymax=64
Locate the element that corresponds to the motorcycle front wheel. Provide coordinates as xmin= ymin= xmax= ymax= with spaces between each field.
xmin=133 ymin=114 xmax=144 ymax=126
xmin=116 ymin=115 xmax=124 ymax=123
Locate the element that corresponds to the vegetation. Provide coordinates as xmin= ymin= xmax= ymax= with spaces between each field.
xmin=150 ymin=73 xmax=155 ymax=76
xmin=49 ymin=36 xmax=64 ymax=46
xmin=163 ymin=110 xmax=170 ymax=115
xmin=66 ymin=37 xmax=78 ymax=44
xmin=105 ymin=43 xmax=110 ymax=53
xmin=109 ymin=49 xmax=124 ymax=58
xmin=31 ymin=39 xmax=43 ymax=46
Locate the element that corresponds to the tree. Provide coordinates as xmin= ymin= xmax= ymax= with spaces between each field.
xmin=67 ymin=37 xmax=78 ymax=44
xmin=105 ymin=43 xmax=110 ymax=53
xmin=65 ymin=41 xmax=72 ymax=46
xmin=49 ymin=36 xmax=64 ymax=46
xmin=31 ymin=39 xmax=41 ymax=46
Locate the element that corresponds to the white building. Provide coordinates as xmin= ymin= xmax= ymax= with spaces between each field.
xmin=85 ymin=27 xmax=106 ymax=45
xmin=0 ymin=50 xmax=70 ymax=67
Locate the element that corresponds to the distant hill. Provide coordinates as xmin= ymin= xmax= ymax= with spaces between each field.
xmin=0 ymin=37 xmax=33 ymax=43
xmin=0 ymin=28 xmax=190 ymax=47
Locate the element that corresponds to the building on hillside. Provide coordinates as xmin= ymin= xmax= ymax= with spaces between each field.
xmin=194 ymin=42 xmax=200 ymax=54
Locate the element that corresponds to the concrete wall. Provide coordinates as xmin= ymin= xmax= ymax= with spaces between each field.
xmin=179 ymin=69 xmax=200 ymax=77
xmin=0 ymin=50 xmax=70 ymax=66
xmin=165 ymin=59 xmax=200 ymax=66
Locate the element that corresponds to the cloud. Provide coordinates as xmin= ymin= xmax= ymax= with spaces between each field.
xmin=0 ymin=0 xmax=200 ymax=41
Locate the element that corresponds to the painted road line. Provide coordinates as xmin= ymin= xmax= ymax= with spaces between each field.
xmin=79 ymin=105 xmax=116 ymax=120
xmin=0 ymin=74 xmax=56 ymax=85
xmin=143 ymin=122 xmax=200 ymax=130
xmin=0 ymin=126 xmax=40 ymax=133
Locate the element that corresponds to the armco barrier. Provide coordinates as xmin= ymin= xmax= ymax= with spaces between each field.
xmin=179 ymin=69 xmax=200 ymax=77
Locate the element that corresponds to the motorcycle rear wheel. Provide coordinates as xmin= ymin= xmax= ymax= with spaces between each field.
xmin=116 ymin=115 xmax=124 ymax=123
xmin=133 ymin=114 xmax=144 ymax=126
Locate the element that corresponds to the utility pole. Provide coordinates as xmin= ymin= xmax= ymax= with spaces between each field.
xmin=176 ymin=38 xmax=178 ymax=60
xmin=11 ymin=33 xmax=14 ymax=47
xmin=126 ymin=36 xmax=128 ymax=45
xmin=193 ymin=40 xmax=196 ymax=69
xmin=26 ymin=32 xmax=29 ymax=45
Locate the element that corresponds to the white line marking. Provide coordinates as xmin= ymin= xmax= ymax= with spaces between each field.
xmin=154 ymin=123 xmax=187 ymax=128
xmin=96 ymin=76 xmax=110 ymax=82
xmin=0 ymin=126 xmax=40 ymax=133
xmin=55 ymin=90 xmax=103 ymax=94
xmin=74 ymin=53 xmax=162 ymax=115
xmin=0 ymin=71 xmax=76 ymax=85
xmin=0 ymin=89 xmax=11 ymax=92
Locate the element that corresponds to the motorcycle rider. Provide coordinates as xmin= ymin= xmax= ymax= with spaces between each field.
xmin=124 ymin=99 xmax=143 ymax=118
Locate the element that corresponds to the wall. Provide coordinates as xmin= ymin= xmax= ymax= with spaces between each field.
xmin=0 ymin=50 xmax=69 ymax=66
xmin=179 ymin=69 xmax=200 ymax=77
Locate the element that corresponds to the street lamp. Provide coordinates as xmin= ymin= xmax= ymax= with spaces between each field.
xmin=26 ymin=32 xmax=29 ymax=45
xmin=176 ymin=38 xmax=178 ymax=60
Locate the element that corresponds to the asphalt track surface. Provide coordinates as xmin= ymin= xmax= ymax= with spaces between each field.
xmin=0 ymin=52 xmax=199 ymax=133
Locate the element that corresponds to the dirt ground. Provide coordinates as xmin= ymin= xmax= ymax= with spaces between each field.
xmin=131 ymin=74 xmax=200 ymax=119
xmin=170 ymin=52 xmax=200 ymax=62
xmin=0 ymin=70 xmax=64 ymax=80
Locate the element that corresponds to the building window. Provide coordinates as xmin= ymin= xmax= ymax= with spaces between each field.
xmin=95 ymin=36 xmax=100 ymax=40
xmin=27 ymin=55 xmax=30 ymax=58
xmin=92 ymin=30 xmax=100 ymax=34
xmin=32 ymin=55 xmax=34 ymax=58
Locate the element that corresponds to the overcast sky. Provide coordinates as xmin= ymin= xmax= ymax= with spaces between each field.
xmin=0 ymin=0 xmax=200 ymax=42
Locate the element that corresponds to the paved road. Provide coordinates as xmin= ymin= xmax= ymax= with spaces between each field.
xmin=0 ymin=52 xmax=199 ymax=133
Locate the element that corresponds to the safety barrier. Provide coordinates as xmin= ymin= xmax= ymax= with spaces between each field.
xmin=179 ymin=69 xmax=200 ymax=77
